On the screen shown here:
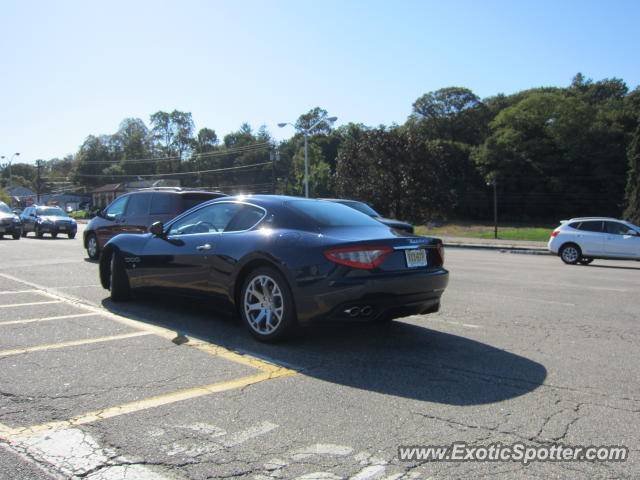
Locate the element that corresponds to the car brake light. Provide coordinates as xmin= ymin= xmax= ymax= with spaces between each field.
xmin=324 ymin=245 xmax=392 ymax=269
xmin=436 ymin=243 xmax=445 ymax=264
xmin=551 ymin=230 xmax=559 ymax=237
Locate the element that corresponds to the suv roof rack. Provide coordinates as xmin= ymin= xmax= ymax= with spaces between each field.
xmin=136 ymin=187 xmax=183 ymax=192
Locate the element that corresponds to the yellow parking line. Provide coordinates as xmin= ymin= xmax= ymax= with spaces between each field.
xmin=0 ymin=272 xmax=300 ymax=441
xmin=0 ymin=331 xmax=152 ymax=357
xmin=2 ymin=369 xmax=296 ymax=441
xmin=0 ymin=301 xmax=61 ymax=308
xmin=0 ymin=312 xmax=96 ymax=326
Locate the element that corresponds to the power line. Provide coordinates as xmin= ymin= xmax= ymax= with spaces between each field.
xmin=73 ymin=160 xmax=273 ymax=178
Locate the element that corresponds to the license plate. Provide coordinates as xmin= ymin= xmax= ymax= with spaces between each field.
xmin=405 ymin=248 xmax=428 ymax=268
xmin=59 ymin=225 xmax=66 ymax=230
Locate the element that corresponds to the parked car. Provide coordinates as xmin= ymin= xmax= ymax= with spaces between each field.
xmin=0 ymin=201 xmax=22 ymax=240
xmin=99 ymin=195 xmax=448 ymax=342
xmin=321 ymin=198 xmax=414 ymax=234
xmin=548 ymin=217 xmax=640 ymax=264
xmin=20 ymin=205 xmax=77 ymax=239
xmin=84 ymin=188 xmax=227 ymax=259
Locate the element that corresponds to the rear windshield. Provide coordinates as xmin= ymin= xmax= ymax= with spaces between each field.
xmin=286 ymin=200 xmax=383 ymax=227
xmin=342 ymin=201 xmax=380 ymax=217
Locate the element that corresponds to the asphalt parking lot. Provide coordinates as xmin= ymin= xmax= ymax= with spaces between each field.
xmin=0 ymin=224 xmax=638 ymax=479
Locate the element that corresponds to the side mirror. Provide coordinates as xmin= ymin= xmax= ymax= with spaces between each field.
xmin=149 ymin=221 xmax=165 ymax=237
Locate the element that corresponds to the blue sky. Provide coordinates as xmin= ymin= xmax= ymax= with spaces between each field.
xmin=2 ymin=0 xmax=639 ymax=164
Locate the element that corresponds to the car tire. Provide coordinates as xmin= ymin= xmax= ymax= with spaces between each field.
xmin=21 ymin=228 xmax=27 ymax=237
xmin=68 ymin=232 xmax=76 ymax=239
xmin=0 ymin=234 xmax=3 ymax=239
xmin=12 ymin=232 xmax=20 ymax=240
xmin=579 ymin=257 xmax=594 ymax=265
xmin=36 ymin=226 xmax=43 ymax=238
xmin=109 ymin=251 xmax=131 ymax=301
xmin=240 ymin=267 xmax=297 ymax=342
xmin=51 ymin=233 xmax=58 ymax=239
xmin=86 ymin=233 xmax=100 ymax=259
xmin=559 ymin=243 xmax=581 ymax=265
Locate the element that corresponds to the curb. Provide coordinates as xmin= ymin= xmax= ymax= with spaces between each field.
xmin=443 ymin=242 xmax=552 ymax=255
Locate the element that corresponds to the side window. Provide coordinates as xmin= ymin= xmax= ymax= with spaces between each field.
xmin=150 ymin=193 xmax=173 ymax=215
xmin=224 ymin=205 xmax=266 ymax=232
xmin=104 ymin=196 xmax=129 ymax=220
xmin=168 ymin=203 xmax=242 ymax=236
xmin=125 ymin=193 xmax=151 ymax=217
xmin=577 ymin=221 xmax=603 ymax=233
xmin=605 ymin=222 xmax=633 ymax=235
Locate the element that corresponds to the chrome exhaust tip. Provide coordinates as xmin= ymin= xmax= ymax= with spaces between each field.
xmin=344 ymin=306 xmax=361 ymax=317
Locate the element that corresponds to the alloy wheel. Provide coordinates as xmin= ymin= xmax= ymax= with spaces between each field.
xmin=243 ymin=275 xmax=284 ymax=336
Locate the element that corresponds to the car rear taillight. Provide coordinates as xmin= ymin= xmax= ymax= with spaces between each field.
xmin=550 ymin=230 xmax=559 ymax=238
xmin=324 ymin=245 xmax=392 ymax=269
xmin=436 ymin=243 xmax=445 ymax=264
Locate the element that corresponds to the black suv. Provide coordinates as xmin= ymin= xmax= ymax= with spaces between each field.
xmin=0 ymin=201 xmax=22 ymax=240
xmin=84 ymin=188 xmax=227 ymax=259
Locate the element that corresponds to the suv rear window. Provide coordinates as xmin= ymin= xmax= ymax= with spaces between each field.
xmin=126 ymin=193 xmax=152 ymax=216
xmin=181 ymin=194 xmax=220 ymax=212
xmin=150 ymin=193 xmax=173 ymax=215
xmin=573 ymin=221 xmax=603 ymax=232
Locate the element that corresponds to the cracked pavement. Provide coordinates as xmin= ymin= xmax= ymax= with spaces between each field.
xmin=0 ymin=226 xmax=637 ymax=479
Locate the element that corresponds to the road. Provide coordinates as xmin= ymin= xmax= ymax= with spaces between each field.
xmin=0 ymin=225 xmax=638 ymax=479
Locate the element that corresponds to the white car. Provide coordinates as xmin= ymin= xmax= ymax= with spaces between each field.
xmin=548 ymin=217 xmax=640 ymax=264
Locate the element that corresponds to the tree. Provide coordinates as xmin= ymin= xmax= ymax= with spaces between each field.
xmin=72 ymin=135 xmax=114 ymax=187
xmin=624 ymin=125 xmax=640 ymax=224
xmin=150 ymin=110 xmax=195 ymax=172
xmin=113 ymin=118 xmax=152 ymax=176
xmin=409 ymin=87 xmax=487 ymax=144
xmin=336 ymin=126 xmax=461 ymax=222
xmin=295 ymin=107 xmax=336 ymax=135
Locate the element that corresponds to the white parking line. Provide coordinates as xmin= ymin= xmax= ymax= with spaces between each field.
xmin=0 ymin=289 xmax=40 ymax=295
xmin=14 ymin=428 xmax=170 ymax=479
xmin=0 ymin=300 xmax=61 ymax=308
xmin=0 ymin=331 xmax=152 ymax=357
xmin=0 ymin=312 xmax=96 ymax=326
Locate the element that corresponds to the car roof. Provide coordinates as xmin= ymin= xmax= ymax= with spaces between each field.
xmin=564 ymin=217 xmax=625 ymax=222
xmin=131 ymin=188 xmax=226 ymax=196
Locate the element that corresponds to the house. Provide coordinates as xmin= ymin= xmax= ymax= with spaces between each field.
xmin=91 ymin=179 xmax=181 ymax=209
xmin=91 ymin=184 xmax=125 ymax=209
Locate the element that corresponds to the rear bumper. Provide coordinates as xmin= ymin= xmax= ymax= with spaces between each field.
xmin=295 ymin=268 xmax=449 ymax=324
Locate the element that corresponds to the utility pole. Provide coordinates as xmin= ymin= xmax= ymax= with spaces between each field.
xmin=493 ymin=180 xmax=498 ymax=239
xmin=36 ymin=160 xmax=42 ymax=203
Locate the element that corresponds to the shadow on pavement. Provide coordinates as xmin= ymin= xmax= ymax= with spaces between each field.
xmin=585 ymin=263 xmax=640 ymax=271
xmin=101 ymin=293 xmax=547 ymax=407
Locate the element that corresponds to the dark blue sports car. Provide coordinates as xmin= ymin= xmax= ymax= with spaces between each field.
xmin=99 ymin=195 xmax=448 ymax=342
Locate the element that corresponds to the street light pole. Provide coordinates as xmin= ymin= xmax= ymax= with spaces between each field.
xmin=278 ymin=115 xmax=337 ymax=198
xmin=303 ymin=133 xmax=309 ymax=198
xmin=9 ymin=152 xmax=20 ymax=187
xmin=1 ymin=153 xmax=20 ymax=206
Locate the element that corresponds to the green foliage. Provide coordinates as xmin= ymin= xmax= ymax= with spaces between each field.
xmin=473 ymin=82 xmax=633 ymax=220
xmin=335 ymin=126 xmax=465 ymax=222
xmin=623 ymin=125 xmax=640 ymax=224
xmin=0 ymin=189 xmax=11 ymax=204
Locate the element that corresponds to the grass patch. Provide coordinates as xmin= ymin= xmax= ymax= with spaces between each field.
xmin=415 ymin=224 xmax=553 ymax=242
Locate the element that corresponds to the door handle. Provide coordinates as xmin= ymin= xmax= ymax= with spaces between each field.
xmin=196 ymin=244 xmax=212 ymax=251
